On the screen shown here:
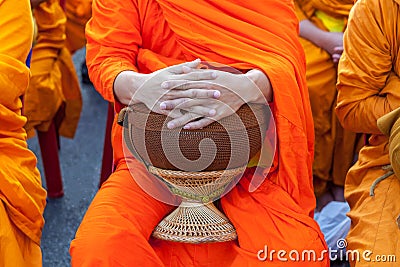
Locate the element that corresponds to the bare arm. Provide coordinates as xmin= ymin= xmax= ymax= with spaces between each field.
xmin=299 ymin=19 xmax=343 ymax=58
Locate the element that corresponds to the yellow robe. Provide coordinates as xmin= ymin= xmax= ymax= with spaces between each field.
xmin=0 ymin=0 xmax=47 ymax=265
xmin=24 ymin=0 xmax=82 ymax=139
xmin=336 ymin=0 xmax=400 ymax=265
xmin=295 ymin=0 xmax=363 ymax=196
xmin=65 ymin=0 xmax=92 ymax=53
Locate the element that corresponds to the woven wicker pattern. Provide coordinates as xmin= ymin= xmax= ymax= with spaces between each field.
xmin=126 ymin=103 xmax=269 ymax=171
xmin=152 ymin=202 xmax=237 ymax=243
xmin=121 ymin=103 xmax=269 ymax=243
xmin=148 ymin=166 xmax=246 ymax=203
xmin=149 ymin=166 xmax=243 ymax=243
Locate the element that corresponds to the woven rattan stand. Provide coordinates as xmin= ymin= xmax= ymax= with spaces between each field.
xmin=119 ymin=102 xmax=269 ymax=244
xmin=149 ymin=165 xmax=245 ymax=243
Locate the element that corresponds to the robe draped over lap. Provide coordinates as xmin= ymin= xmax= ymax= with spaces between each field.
xmin=70 ymin=1 xmax=329 ymax=266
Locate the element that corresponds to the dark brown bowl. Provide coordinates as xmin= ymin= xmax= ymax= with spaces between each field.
xmin=123 ymin=103 xmax=269 ymax=171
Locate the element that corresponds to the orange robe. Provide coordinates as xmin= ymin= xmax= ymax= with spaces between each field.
xmin=0 ymin=0 xmax=47 ymax=265
xmin=336 ymin=0 xmax=400 ymax=266
xmin=64 ymin=0 xmax=92 ymax=53
xmin=70 ymin=1 xmax=329 ymax=266
xmin=24 ymin=0 xmax=82 ymax=139
xmin=295 ymin=0 xmax=363 ymax=196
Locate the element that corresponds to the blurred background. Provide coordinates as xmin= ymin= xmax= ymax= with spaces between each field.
xmin=27 ymin=48 xmax=108 ymax=266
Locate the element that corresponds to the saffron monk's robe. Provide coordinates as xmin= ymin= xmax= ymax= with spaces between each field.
xmin=70 ymin=1 xmax=329 ymax=266
xmin=24 ymin=0 xmax=82 ymax=139
xmin=295 ymin=0 xmax=363 ymax=196
xmin=0 ymin=0 xmax=47 ymax=265
xmin=64 ymin=0 xmax=92 ymax=53
xmin=336 ymin=0 xmax=400 ymax=266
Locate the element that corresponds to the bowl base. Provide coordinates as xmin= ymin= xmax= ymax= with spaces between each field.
xmin=152 ymin=201 xmax=237 ymax=243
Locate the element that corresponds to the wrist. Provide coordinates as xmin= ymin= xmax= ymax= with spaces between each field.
xmin=113 ymin=71 xmax=147 ymax=105
xmin=245 ymin=69 xmax=272 ymax=103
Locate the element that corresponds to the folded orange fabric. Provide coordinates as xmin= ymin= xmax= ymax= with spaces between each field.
xmin=295 ymin=0 xmax=361 ymax=196
xmin=336 ymin=0 xmax=400 ymax=265
xmin=0 ymin=0 xmax=47 ymax=264
xmin=64 ymin=0 xmax=92 ymax=53
xmin=24 ymin=0 xmax=82 ymax=138
xmin=71 ymin=1 xmax=328 ymax=266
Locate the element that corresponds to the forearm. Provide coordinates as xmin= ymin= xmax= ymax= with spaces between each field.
xmin=87 ymin=54 xmax=137 ymax=104
xmin=336 ymin=0 xmax=396 ymax=134
xmin=113 ymin=70 xmax=148 ymax=105
xmin=336 ymin=95 xmax=390 ymax=134
xmin=337 ymin=74 xmax=400 ymax=134
xmin=299 ymin=19 xmax=327 ymax=48
xmin=85 ymin=0 xmax=141 ymax=103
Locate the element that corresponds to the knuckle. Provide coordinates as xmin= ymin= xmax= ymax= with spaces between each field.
xmin=192 ymin=73 xmax=200 ymax=80
xmin=177 ymin=82 xmax=187 ymax=90
xmin=189 ymin=89 xmax=196 ymax=98
xmin=179 ymin=98 xmax=190 ymax=106
xmin=165 ymin=91 xmax=173 ymax=97
xmin=166 ymin=102 xmax=175 ymax=109
xmin=189 ymin=113 xmax=197 ymax=120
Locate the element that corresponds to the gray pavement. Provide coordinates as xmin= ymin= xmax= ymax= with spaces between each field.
xmin=27 ymin=48 xmax=107 ymax=267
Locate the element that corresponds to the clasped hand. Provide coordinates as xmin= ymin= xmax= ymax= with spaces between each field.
xmin=114 ymin=59 xmax=267 ymax=129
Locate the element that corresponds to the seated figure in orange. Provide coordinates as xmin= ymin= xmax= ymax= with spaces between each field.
xmin=0 ymin=0 xmax=47 ymax=265
xmin=69 ymin=1 xmax=329 ymax=266
xmin=336 ymin=0 xmax=400 ymax=265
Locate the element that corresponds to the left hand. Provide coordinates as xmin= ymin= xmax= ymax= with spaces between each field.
xmin=160 ymin=68 xmax=271 ymax=129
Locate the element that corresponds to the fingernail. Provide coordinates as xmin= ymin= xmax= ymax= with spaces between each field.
xmin=161 ymin=82 xmax=169 ymax=89
xmin=160 ymin=103 xmax=166 ymax=110
xmin=167 ymin=122 xmax=174 ymax=129
xmin=213 ymin=91 xmax=220 ymax=98
xmin=211 ymin=72 xmax=217 ymax=78
xmin=183 ymin=125 xmax=190 ymax=130
xmin=208 ymin=109 xmax=216 ymax=116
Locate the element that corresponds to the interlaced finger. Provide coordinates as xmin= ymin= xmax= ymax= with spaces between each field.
xmin=167 ymin=59 xmax=201 ymax=74
xmin=162 ymin=80 xmax=218 ymax=91
xmin=163 ymin=88 xmax=220 ymax=101
xmin=183 ymin=117 xmax=215 ymax=130
xmin=166 ymin=112 xmax=202 ymax=129
xmin=181 ymin=106 xmax=216 ymax=117
xmin=157 ymin=108 xmax=185 ymax=119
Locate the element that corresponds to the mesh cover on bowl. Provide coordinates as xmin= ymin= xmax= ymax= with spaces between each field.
xmin=125 ymin=103 xmax=269 ymax=171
